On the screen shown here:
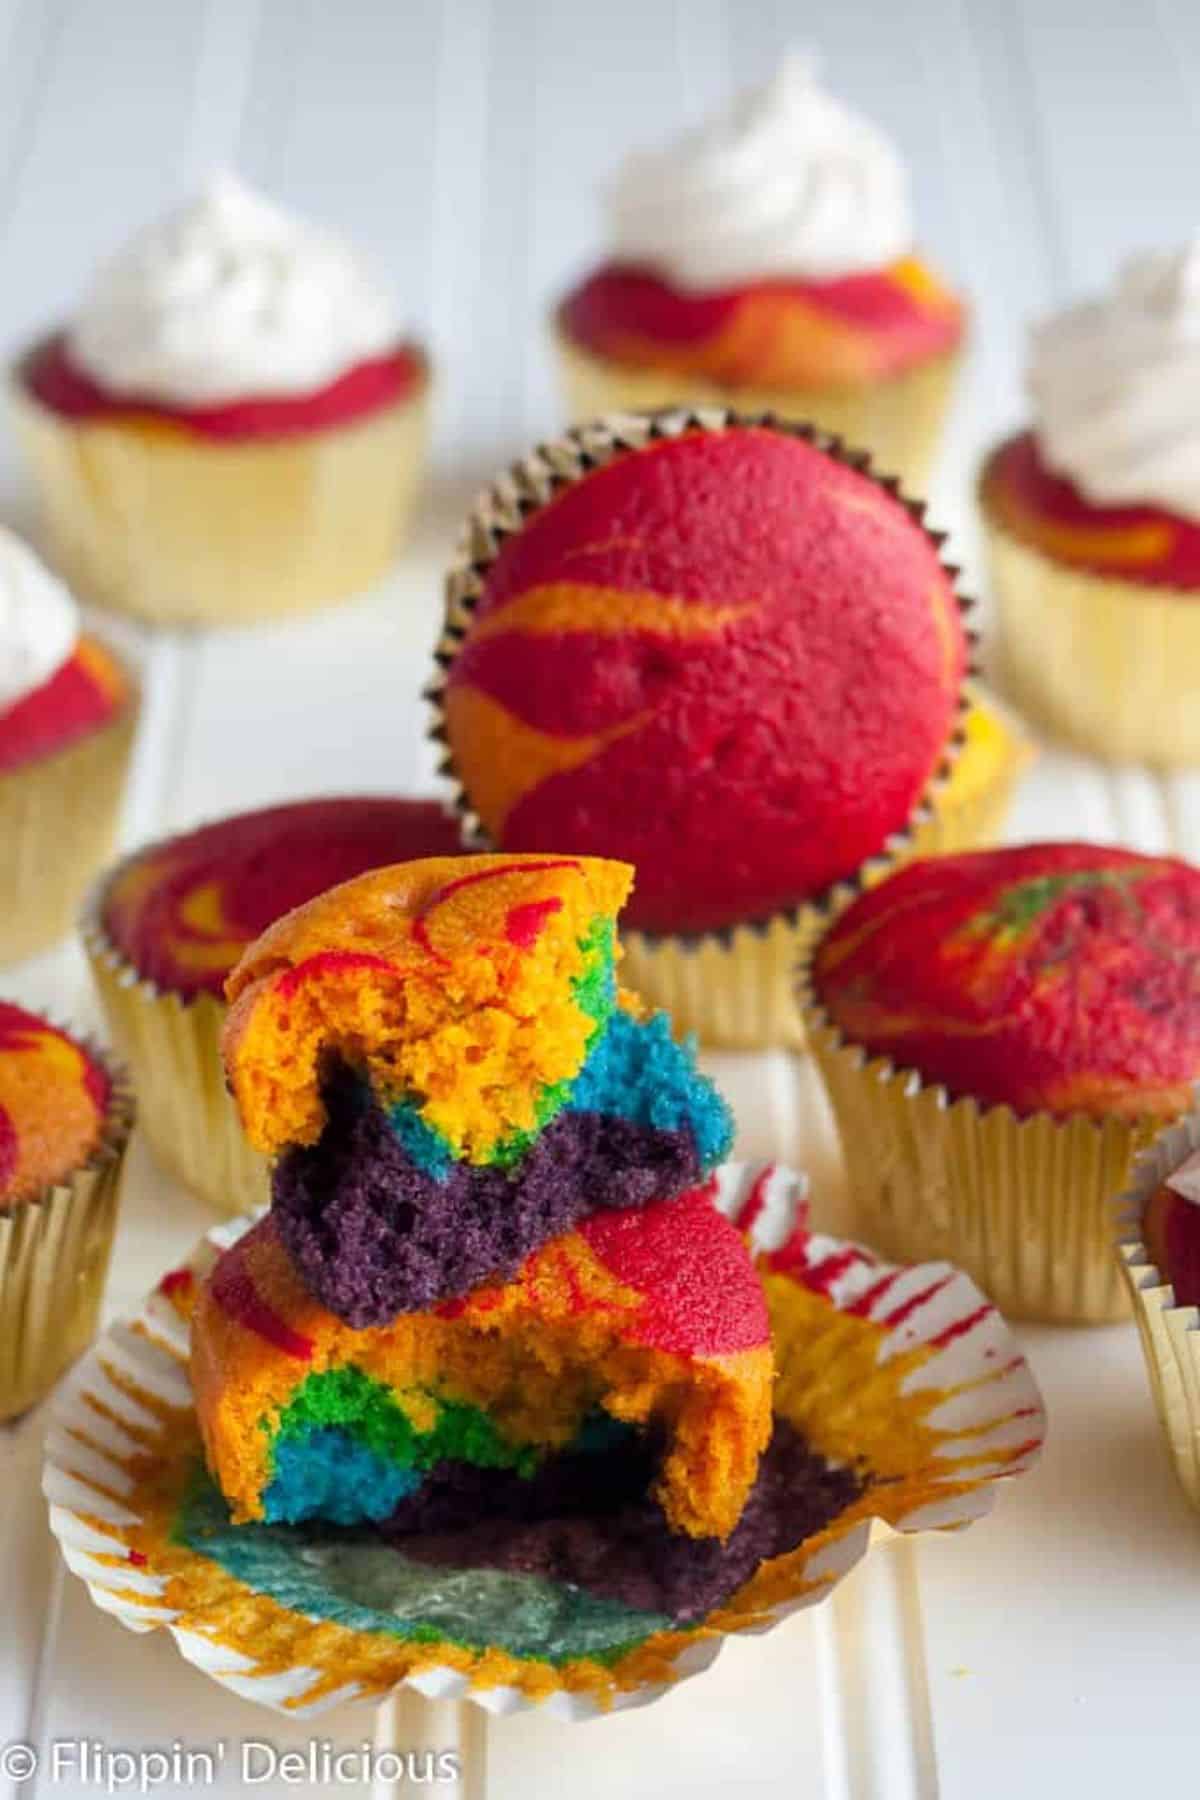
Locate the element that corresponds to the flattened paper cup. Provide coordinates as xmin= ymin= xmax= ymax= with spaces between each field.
xmin=82 ymin=878 xmax=266 ymax=1219
xmin=1116 ymin=1109 xmax=1200 ymax=1507
xmin=1 ymin=665 xmax=138 ymax=966
xmin=1 ymin=1041 xmax=133 ymax=1420
xmin=554 ymin=327 xmax=963 ymax=496
xmin=10 ymin=359 xmax=431 ymax=627
xmin=429 ymin=406 xmax=978 ymax=1051
xmin=981 ymin=495 xmax=1200 ymax=766
xmin=43 ymin=1160 xmax=1042 ymax=1720
xmin=801 ymin=964 xmax=1156 ymax=1325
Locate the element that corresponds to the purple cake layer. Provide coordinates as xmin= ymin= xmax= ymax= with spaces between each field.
xmin=271 ymin=1070 xmax=701 ymax=1326
xmin=385 ymin=1421 xmax=862 ymax=1626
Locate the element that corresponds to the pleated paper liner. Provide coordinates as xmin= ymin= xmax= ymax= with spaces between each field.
xmin=799 ymin=959 xmax=1162 ymax=1325
xmin=1 ymin=657 xmax=138 ymax=965
xmin=427 ymin=406 xmax=978 ymax=1051
xmin=0 ymin=1037 xmax=133 ymax=1420
xmin=82 ymin=870 xmax=266 ymax=1220
xmin=1115 ymin=1110 xmax=1200 ymax=1508
xmin=554 ymin=325 xmax=963 ymax=498
xmin=980 ymin=484 xmax=1200 ymax=766
xmin=42 ymin=1160 xmax=1043 ymax=1720
xmin=9 ymin=352 xmax=431 ymax=627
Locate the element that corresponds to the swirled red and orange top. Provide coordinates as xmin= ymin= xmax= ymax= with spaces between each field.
xmin=0 ymin=1003 xmax=110 ymax=1207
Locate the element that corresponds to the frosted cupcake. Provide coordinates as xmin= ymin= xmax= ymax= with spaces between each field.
xmin=0 ymin=1002 xmax=132 ymax=1417
xmin=981 ymin=243 xmax=1200 ymax=762
xmin=555 ymin=56 xmax=965 ymax=492
xmin=85 ymin=797 xmax=465 ymax=1217
xmin=12 ymin=174 xmax=430 ymax=626
xmin=0 ymin=530 xmax=136 ymax=962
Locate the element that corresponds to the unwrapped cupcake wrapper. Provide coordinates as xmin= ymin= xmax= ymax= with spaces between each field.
xmin=554 ymin=328 xmax=963 ymax=494
xmin=1115 ymin=1108 xmax=1200 ymax=1506
xmin=428 ymin=406 xmax=978 ymax=1051
xmin=10 ymin=363 xmax=430 ymax=627
xmin=0 ymin=1040 xmax=133 ymax=1420
xmin=981 ymin=499 xmax=1200 ymax=766
xmin=0 ymin=679 xmax=138 ymax=965
xmin=799 ymin=967 xmax=1154 ymax=1325
xmin=42 ymin=1160 xmax=1043 ymax=1721
xmin=83 ymin=880 xmax=267 ymax=1219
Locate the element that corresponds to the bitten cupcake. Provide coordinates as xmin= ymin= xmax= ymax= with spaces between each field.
xmin=555 ymin=56 xmax=966 ymax=492
xmin=804 ymin=842 xmax=1200 ymax=1324
xmin=1118 ymin=1116 xmax=1200 ymax=1508
xmin=12 ymin=174 xmax=430 ymax=626
xmin=0 ymin=530 xmax=136 ymax=963
xmin=85 ymin=797 xmax=464 ymax=1217
xmin=981 ymin=243 xmax=1200 ymax=763
xmin=0 ymin=1002 xmax=132 ymax=1417
xmin=430 ymin=409 xmax=972 ymax=1048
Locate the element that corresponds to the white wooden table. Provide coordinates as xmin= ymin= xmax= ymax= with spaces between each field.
xmin=2 ymin=2 xmax=1199 ymax=1793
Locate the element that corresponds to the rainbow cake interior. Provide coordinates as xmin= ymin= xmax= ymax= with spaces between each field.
xmin=189 ymin=853 xmax=863 ymax=1634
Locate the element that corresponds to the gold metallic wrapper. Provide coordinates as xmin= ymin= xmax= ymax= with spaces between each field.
xmin=981 ymin=492 xmax=1200 ymax=765
xmin=555 ymin=326 xmax=963 ymax=494
xmin=799 ymin=963 xmax=1159 ymax=1324
xmin=1115 ymin=1113 xmax=1200 ymax=1506
xmin=429 ymin=406 xmax=978 ymax=1052
xmin=83 ymin=887 xmax=266 ymax=1219
xmin=0 ymin=1040 xmax=132 ymax=1420
xmin=0 ymin=672 xmax=138 ymax=965
xmin=10 ymin=362 xmax=431 ymax=627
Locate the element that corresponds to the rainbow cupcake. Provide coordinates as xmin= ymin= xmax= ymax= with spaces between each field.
xmin=0 ymin=1002 xmax=132 ymax=1416
xmin=555 ymin=56 xmax=965 ymax=492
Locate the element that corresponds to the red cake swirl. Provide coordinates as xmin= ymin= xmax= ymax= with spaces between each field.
xmin=100 ymin=797 xmax=465 ymax=998
xmin=560 ymin=257 xmax=965 ymax=387
xmin=442 ymin=422 xmax=967 ymax=935
xmin=22 ymin=333 xmax=427 ymax=443
xmin=814 ymin=842 xmax=1200 ymax=1119
xmin=981 ymin=431 xmax=1200 ymax=588
xmin=0 ymin=636 xmax=130 ymax=774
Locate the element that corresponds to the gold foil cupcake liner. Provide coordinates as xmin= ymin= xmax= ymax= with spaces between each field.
xmin=981 ymin=495 xmax=1200 ymax=766
xmin=0 ymin=1036 xmax=133 ymax=1420
xmin=0 ymin=671 xmax=138 ymax=965
xmin=1115 ymin=1108 xmax=1200 ymax=1507
xmin=427 ymin=406 xmax=978 ymax=1050
xmin=10 ymin=358 xmax=431 ymax=627
xmin=554 ymin=327 xmax=963 ymax=494
xmin=799 ymin=960 xmax=1155 ymax=1324
xmin=43 ymin=1160 xmax=1043 ymax=1720
xmin=82 ymin=873 xmax=267 ymax=1219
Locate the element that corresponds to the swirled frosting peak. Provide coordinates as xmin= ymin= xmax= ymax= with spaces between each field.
xmin=67 ymin=172 xmax=399 ymax=405
xmin=606 ymin=54 xmax=913 ymax=289
xmin=0 ymin=529 xmax=78 ymax=714
xmin=1029 ymin=243 xmax=1200 ymax=521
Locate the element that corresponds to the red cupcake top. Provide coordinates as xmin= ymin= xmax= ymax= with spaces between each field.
xmin=101 ymin=797 xmax=466 ymax=999
xmin=0 ymin=636 xmax=131 ymax=775
xmin=442 ymin=422 xmax=967 ymax=935
xmin=981 ymin=432 xmax=1200 ymax=589
xmin=0 ymin=1003 xmax=110 ymax=1207
xmin=561 ymin=256 xmax=965 ymax=388
xmin=814 ymin=842 xmax=1200 ymax=1120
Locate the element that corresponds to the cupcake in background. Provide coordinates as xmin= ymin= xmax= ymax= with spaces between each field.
xmin=981 ymin=243 xmax=1200 ymax=763
xmin=12 ymin=173 xmax=430 ymax=626
xmin=910 ymin=684 xmax=1034 ymax=861
xmin=804 ymin=842 xmax=1200 ymax=1324
xmin=0 ymin=530 xmax=136 ymax=962
xmin=555 ymin=55 xmax=966 ymax=492
xmin=0 ymin=1002 xmax=132 ymax=1417
xmin=431 ymin=409 xmax=973 ymax=1050
xmin=85 ymin=796 xmax=465 ymax=1217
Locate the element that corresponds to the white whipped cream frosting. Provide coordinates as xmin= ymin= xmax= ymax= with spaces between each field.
xmin=66 ymin=173 xmax=399 ymax=405
xmin=1029 ymin=243 xmax=1200 ymax=522
xmin=606 ymin=54 xmax=913 ymax=290
xmin=0 ymin=529 xmax=79 ymax=713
